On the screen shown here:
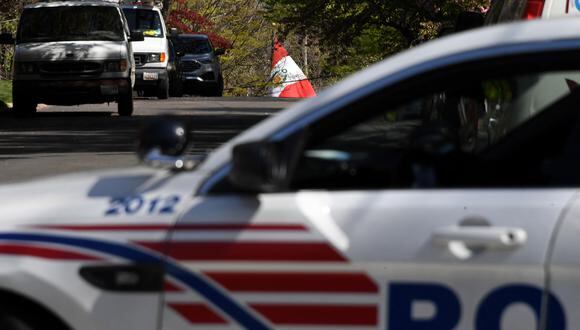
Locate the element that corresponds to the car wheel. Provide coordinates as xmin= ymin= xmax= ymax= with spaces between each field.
xmin=13 ymin=91 xmax=37 ymax=116
xmin=117 ymin=86 xmax=133 ymax=116
xmin=204 ymin=76 xmax=224 ymax=97
xmin=0 ymin=312 xmax=68 ymax=330
xmin=157 ymin=77 xmax=169 ymax=99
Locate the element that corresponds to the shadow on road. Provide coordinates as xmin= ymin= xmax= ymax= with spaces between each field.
xmin=0 ymin=109 xmax=271 ymax=155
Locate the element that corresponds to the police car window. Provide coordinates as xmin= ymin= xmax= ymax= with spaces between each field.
xmin=291 ymin=70 xmax=580 ymax=190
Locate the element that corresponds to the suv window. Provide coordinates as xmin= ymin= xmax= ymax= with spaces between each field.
xmin=18 ymin=6 xmax=124 ymax=43
xmin=173 ymin=37 xmax=212 ymax=55
xmin=122 ymin=8 xmax=163 ymax=38
xmin=290 ymin=68 xmax=580 ymax=190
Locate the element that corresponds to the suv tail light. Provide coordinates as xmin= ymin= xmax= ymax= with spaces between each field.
xmin=523 ymin=0 xmax=545 ymax=19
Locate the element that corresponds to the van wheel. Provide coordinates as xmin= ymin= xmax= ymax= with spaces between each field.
xmin=13 ymin=93 xmax=37 ymax=116
xmin=157 ymin=77 xmax=169 ymax=99
xmin=117 ymin=88 xmax=133 ymax=116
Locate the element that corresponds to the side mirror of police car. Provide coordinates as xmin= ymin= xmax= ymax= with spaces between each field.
xmin=130 ymin=31 xmax=145 ymax=42
xmin=229 ymin=141 xmax=292 ymax=193
xmin=138 ymin=118 xmax=202 ymax=171
xmin=0 ymin=33 xmax=14 ymax=45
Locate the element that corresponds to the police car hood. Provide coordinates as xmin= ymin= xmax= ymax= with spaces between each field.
xmin=0 ymin=166 xmax=205 ymax=226
xmin=15 ymin=41 xmax=125 ymax=61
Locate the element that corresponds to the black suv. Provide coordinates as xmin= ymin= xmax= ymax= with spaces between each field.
xmin=170 ymin=34 xmax=224 ymax=96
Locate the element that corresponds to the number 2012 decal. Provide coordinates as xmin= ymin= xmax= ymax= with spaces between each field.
xmin=105 ymin=195 xmax=181 ymax=216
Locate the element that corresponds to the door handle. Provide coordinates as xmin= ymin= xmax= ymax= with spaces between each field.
xmin=432 ymin=226 xmax=527 ymax=249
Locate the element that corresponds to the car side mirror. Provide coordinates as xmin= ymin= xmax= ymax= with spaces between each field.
xmin=0 ymin=33 xmax=14 ymax=45
xmin=170 ymin=27 xmax=179 ymax=37
xmin=138 ymin=117 xmax=202 ymax=171
xmin=214 ymin=48 xmax=225 ymax=56
xmin=229 ymin=141 xmax=291 ymax=193
xmin=130 ymin=31 xmax=145 ymax=42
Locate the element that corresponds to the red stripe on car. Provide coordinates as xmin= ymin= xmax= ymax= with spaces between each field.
xmin=205 ymin=272 xmax=379 ymax=293
xmin=35 ymin=223 xmax=308 ymax=231
xmin=251 ymin=304 xmax=378 ymax=326
xmin=0 ymin=243 xmax=101 ymax=260
xmin=169 ymin=303 xmax=228 ymax=324
xmin=137 ymin=242 xmax=347 ymax=262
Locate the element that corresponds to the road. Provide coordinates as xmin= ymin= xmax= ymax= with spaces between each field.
xmin=0 ymin=97 xmax=298 ymax=183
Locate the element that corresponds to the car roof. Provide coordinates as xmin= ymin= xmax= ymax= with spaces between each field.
xmin=198 ymin=17 xmax=580 ymax=176
xmin=173 ymin=34 xmax=210 ymax=40
xmin=120 ymin=4 xmax=160 ymax=11
xmin=27 ymin=1 xmax=119 ymax=8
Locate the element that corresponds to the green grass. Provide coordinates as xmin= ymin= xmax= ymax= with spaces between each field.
xmin=0 ymin=80 xmax=11 ymax=105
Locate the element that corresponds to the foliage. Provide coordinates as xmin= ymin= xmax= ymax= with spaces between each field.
xmin=263 ymin=0 xmax=490 ymax=86
xmin=0 ymin=80 xmax=12 ymax=105
xmin=167 ymin=0 xmax=276 ymax=96
xmin=167 ymin=0 xmax=232 ymax=49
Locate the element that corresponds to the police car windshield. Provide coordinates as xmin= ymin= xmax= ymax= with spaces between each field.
xmin=122 ymin=8 xmax=163 ymax=38
xmin=173 ymin=38 xmax=212 ymax=55
xmin=18 ymin=6 xmax=125 ymax=43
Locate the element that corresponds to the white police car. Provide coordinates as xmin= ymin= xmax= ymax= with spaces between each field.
xmin=1 ymin=17 xmax=580 ymax=330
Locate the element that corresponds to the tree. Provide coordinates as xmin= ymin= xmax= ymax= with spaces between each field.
xmin=262 ymin=0 xmax=489 ymax=87
xmin=167 ymin=0 xmax=276 ymax=96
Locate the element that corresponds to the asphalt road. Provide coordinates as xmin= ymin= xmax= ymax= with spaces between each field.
xmin=0 ymin=96 xmax=298 ymax=184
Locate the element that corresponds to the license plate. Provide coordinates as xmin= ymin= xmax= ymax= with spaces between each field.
xmin=143 ymin=72 xmax=159 ymax=81
xmin=100 ymin=85 xmax=119 ymax=95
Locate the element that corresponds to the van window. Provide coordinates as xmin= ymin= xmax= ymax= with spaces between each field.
xmin=18 ymin=6 xmax=124 ymax=43
xmin=123 ymin=8 xmax=164 ymax=38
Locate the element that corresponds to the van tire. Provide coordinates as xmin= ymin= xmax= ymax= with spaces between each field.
xmin=13 ymin=92 xmax=37 ymax=116
xmin=157 ymin=77 xmax=169 ymax=99
xmin=118 ymin=87 xmax=133 ymax=116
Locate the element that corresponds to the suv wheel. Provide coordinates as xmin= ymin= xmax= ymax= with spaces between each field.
xmin=169 ymin=78 xmax=183 ymax=97
xmin=117 ymin=86 xmax=133 ymax=116
xmin=206 ymin=75 xmax=224 ymax=97
xmin=157 ymin=77 xmax=169 ymax=99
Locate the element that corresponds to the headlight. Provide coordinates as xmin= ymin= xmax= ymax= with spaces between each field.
xmin=14 ymin=62 xmax=37 ymax=74
xmin=148 ymin=53 xmax=166 ymax=63
xmin=104 ymin=59 xmax=128 ymax=72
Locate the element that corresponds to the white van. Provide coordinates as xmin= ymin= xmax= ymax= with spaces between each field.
xmin=485 ymin=0 xmax=580 ymax=24
xmin=121 ymin=2 xmax=171 ymax=99
xmin=0 ymin=0 xmax=141 ymax=116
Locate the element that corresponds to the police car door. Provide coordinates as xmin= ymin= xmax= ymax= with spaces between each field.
xmin=163 ymin=56 xmax=579 ymax=329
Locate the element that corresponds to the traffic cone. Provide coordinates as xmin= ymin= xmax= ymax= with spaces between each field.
xmin=270 ymin=39 xmax=316 ymax=98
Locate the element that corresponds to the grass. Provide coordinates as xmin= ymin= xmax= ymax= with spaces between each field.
xmin=0 ymin=80 xmax=11 ymax=106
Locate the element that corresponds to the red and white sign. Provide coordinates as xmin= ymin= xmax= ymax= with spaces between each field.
xmin=270 ymin=39 xmax=316 ymax=98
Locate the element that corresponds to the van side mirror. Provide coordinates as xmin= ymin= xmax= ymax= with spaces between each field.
xmin=0 ymin=33 xmax=14 ymax=45
xmin=130 ymin=31 xmax=145 ymax=42
xmin=214 ymin=48 xmax=225 ymax=56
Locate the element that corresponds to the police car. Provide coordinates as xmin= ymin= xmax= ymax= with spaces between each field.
xmin=2 ymin=17 xmax=580 ymax=330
